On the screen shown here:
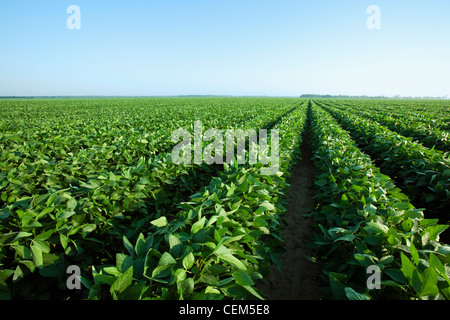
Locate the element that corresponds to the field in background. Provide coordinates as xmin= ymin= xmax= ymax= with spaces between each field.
xmin=0 ymin=97 xmax=449 ymax=300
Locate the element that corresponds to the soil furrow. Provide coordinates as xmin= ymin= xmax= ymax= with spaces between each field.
xmin=257 ymin=127 xmax=323 ymax=299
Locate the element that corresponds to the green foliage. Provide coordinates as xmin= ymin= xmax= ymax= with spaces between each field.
xmin=309 ymin=101 xmax=450 ymax=300
xmin=1 ymin=97 xmax=449 ymax=300
xmin=0 ymin=97 xmax=305 ymax=299
xmin=81 ymin=101 xmax=308 ymax=300
xmin=318 ymin=100 xmax=450 ymax=219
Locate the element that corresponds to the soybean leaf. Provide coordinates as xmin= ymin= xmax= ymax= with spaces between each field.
xmin=329 ymin=272 xmax=346 ymax=300
xmin=410 ymin=242 xmax=419 ymax=265
xmin=243 ymin=285 xmax=265 ymax=300
xmin=334 ymin=234 xmax=355 ymax=242
xmin=344 ymin=287 xmax=370 ymax=300
xmin=182 ymin=252 xmax=195 ymax=270
xmin=30 ymin=243 xmax=43 ymax=268
xmin=233 ymin=270 xmax=254 ymax=287
xmin=215 ymin=246 xmax=247 ymax=270
xmin=365 ymin=221 xmax=389 ymax=235
xmin=110 ymin=266 xmax=134 ymax=295
xmin=123 ymin=236 xmax=135 ymax=256
xmin=191 ymin=217 xmax=206 ymax=234
xmin=151 ymin=216 xmax=168 ymax=228
xmin=418 ymin=267 xmax=439 ymax=297
xmin=178 ymin=278 xmax=194 ymax=299
xmin=159 ymin=252 xmax=176 ymax=266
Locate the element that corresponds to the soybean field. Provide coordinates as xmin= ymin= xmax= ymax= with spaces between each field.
xmin=0 ymin=97 xmax=449 ymax=300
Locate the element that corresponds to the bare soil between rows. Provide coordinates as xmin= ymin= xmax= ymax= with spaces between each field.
xmin=257 ymin=130 xmax=324 ymax=299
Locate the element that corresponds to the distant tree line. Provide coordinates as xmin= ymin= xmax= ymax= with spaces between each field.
xmin=299 ymin=94 xmax=449 ymax=100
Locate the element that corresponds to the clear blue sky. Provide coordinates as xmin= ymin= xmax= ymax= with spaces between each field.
xmin=0 ymin=0 xmax=449 ymax=97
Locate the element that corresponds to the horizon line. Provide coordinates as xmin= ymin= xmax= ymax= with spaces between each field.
xmin=0 ymin=94 xmax=448 ymax=100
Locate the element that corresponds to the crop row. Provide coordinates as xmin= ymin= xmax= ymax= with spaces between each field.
xmin=68 ymin=101 xmax=309 ymax=300
xmin=308 ymin=101 xmax=450 ymax=300
xmin=316 ymin=101 xmax=450 ymax=224
xmin=1 ymin=97 xmax=448 ymax=300
xmin=318 ymin=99 xmax=450 ymax=152
xmin=0 ymin=98 xmax=304 ymax=299
xmin=327 ymin=99 xmax=449 ymax=131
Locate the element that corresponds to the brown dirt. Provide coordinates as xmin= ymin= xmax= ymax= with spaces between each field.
xmin=257 ymin=130 xmax=324 ymax=300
